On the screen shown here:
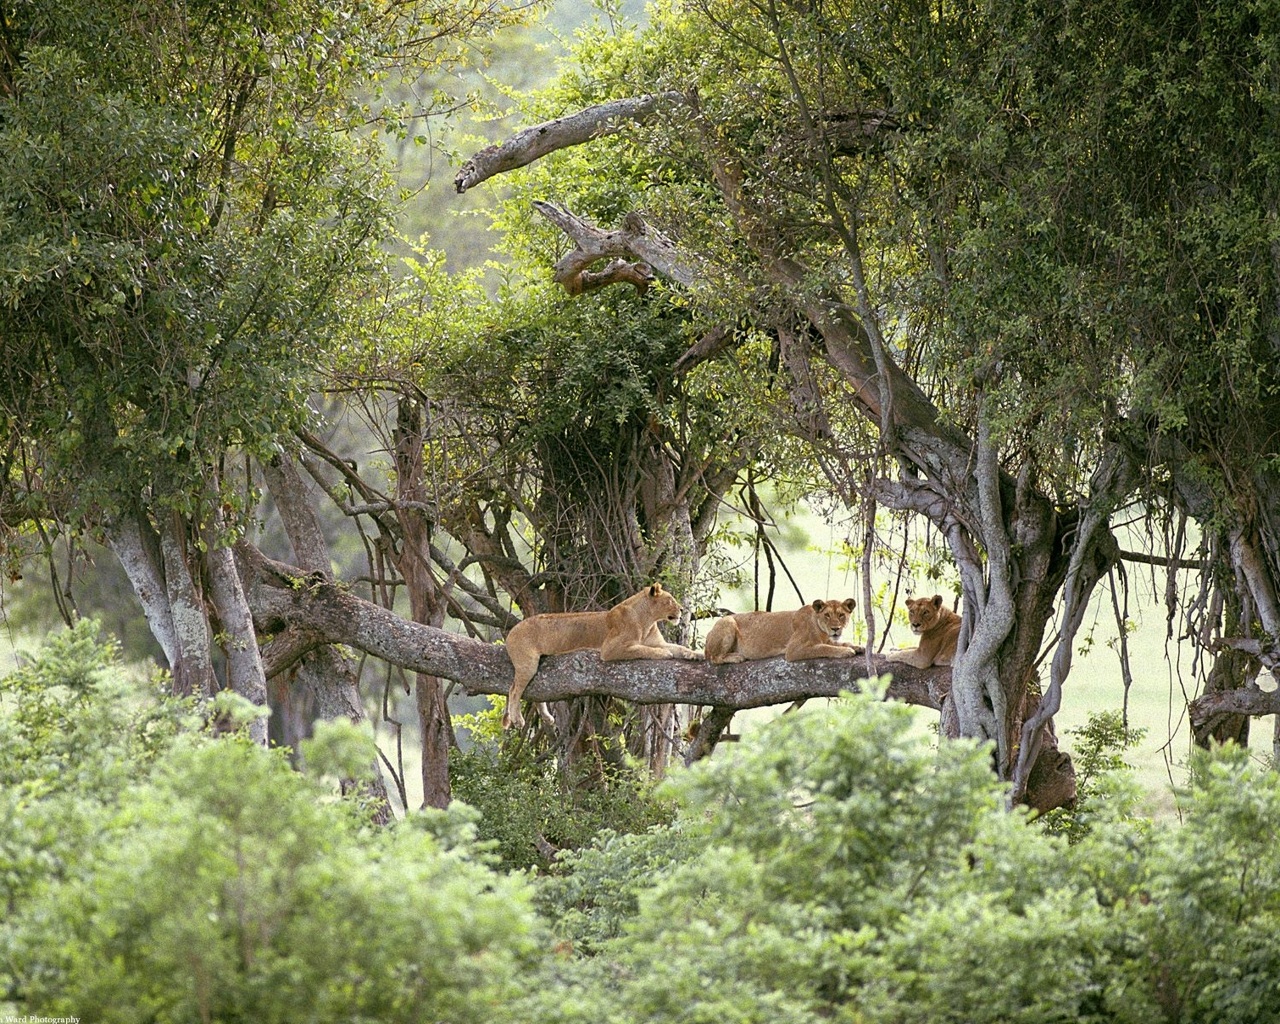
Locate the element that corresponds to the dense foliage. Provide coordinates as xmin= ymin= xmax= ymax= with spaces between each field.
xmin=450 ymin=698 xmax=678 ymax=872
xmin=1 ymin=625 xmax=537 ymax=1022
xmin=6 ymin=1 xmax=1280 ymax=1018
xmin=6 ymin=634 xmax=1280 ymax=1022
xmin=526 ymin=689 xmax=1280 ymax=1024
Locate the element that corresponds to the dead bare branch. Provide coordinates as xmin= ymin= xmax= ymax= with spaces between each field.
xmin=454 ymin=92 xmax=685 ymax=193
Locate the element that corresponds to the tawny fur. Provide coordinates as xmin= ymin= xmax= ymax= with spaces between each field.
xmin=502 ymin=583 xmax=701 ymax=729
xmin=885 ymin=594 xmax=961 ymax=669
xmin=704 ymin=598 xmax=862 ymax=664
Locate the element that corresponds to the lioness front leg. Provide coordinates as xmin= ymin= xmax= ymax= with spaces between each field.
xmin=786 ymin=643 xmax=863 ymax=662
xmin=637 ymin=624 xmax=703 ymax=660
xmin=602 ymin=642 xmax=697 ymax=661
xmin=885 ymin=648 xmax=931 ymax=669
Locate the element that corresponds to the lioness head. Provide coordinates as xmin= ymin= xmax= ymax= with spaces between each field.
xmin=906 ymin=594 xmax=945 ymax=634
xmin=811 ymin=597 xmax=856 ymax=641
xmin=648 ymin=583 xmax=681 ymax=622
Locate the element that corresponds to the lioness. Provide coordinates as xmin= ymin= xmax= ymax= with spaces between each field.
xmin=704 ymin=598 xmax=862 ymax=664
xmin=502 ymin=583 xmax=702 ymax=729
xmin=886 ymin=594 xmax=961 ymax=669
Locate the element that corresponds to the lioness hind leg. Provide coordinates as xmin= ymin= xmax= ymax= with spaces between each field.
xmin=504 ymin=650 xmax=540 ymax=730
xmin=703 ymin=617 xmax=741 ymax=664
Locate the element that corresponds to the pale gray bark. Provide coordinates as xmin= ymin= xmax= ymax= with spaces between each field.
xmin=204 ymin=516 xmax=269 ymax=746
xmin=160 ymin=511 xmax=218 ymax=699
xmin=393 ymin=397 xmax=452 ymax=810
xmin=453 ymin=93 xmax=684 ymax=193
xmin=532 ymin=201 xmax=699 ymax=290
xmin=950 ymin=417 xmax=1014 ymax=760
xmin=1010 ymin=451 xmax=1131 ymax=803
xmin=261 ymin=455 xmax=332 ymax=576
xmin=106 ymin=510 xmax=178 ymax=668
xmin=1230 ymin=525 xmax=1280 ymax=638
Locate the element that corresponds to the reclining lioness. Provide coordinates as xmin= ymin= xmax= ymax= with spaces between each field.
xmin=704 ymin=598 xmax=862 ymax=664
xmin=502 ymin=583 xmax=702 ymax=729
xmin=885 ymin=594 xmax=961 ymax=669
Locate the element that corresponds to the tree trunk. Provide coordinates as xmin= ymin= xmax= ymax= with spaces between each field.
xmin=159 ymin=510 xmax=220 ymax=700
xmin=204 ymin=506 xmax=269 ymax=746
xmin=393 ymin=397 xmax=453 ymax=809
xmin=108 ymin=504 xmax=220 ymax=701
xmin=259 ymin=453 xmax=391 ymax=817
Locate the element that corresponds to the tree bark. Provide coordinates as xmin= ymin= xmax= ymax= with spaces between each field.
xmin=260 ymin=453 xmax=392 ymax=818
xmin=204 ymin=510 xmax=269 ymax=745
xmin=532 ymin=201 xmax=697 ymax=290
xmin=1189 ymin=683 xmax=1280 ymax=730
xmin=454 ymin=93 xmax=684 ymax=193
xmin=106 ymin=507 xmax=181 ymax=677
xmin=160 ymin=510 xmax=219 ymax=700
xmin=393 ymin=397 xmax=453 ymax=810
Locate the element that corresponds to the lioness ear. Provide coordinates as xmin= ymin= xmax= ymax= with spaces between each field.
xmin=931 ymin=594 xmax=943 ymax=609
xmin=650 ymin=583 xmax=662 ymax=597
xmin=842 ymin=598 xmax=856 ymax=612
xmin=811 ymin=599 xmax=825 ymax=610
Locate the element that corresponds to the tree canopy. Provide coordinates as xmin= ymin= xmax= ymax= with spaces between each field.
xmin=448 ymin=0 xmax=1280 ymax=801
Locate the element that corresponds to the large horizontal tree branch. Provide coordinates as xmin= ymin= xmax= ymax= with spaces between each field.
xmin=1189 ymin=682 xmax=1280 ymax=729
xmin=240 ymin=542 xmax=950 ymax=712
xmin=453 ymin=94 xmax=898 ymax=195
xmin=454 ymin=92 xmax=685 ymax=193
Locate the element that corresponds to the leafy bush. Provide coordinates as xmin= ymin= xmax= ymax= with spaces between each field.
xmin=1 ymin=626 xmax=540 ymax=1023
xmin=517 ymin=689 xmax=1280 ymax=1024
xmin=11 ymin=629 xmax=1280 ymax=1024
xmin=0 ymin=621 xmax=189 ymax=918
xmin=1042 ymin=709 xmax=1148 ymax=843
xmin=450 ymin=732 xmax=677 ymax=873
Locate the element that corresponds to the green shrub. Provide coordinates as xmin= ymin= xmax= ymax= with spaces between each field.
xmin=450 ymin=738 xmax=677 ymax=873
xmin=518 ymin=690 xmax=1280 ymax=1024
xmin=1 ymin=626 xmax=542 ymax=1022
xmin=5 ymin=735 xmax=540 ymax=1022
xmin=1042 ymin=709 xmax=1148 ymax=843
